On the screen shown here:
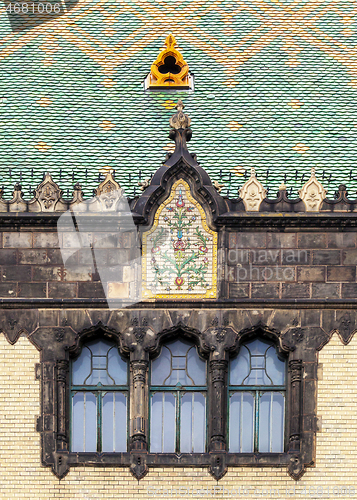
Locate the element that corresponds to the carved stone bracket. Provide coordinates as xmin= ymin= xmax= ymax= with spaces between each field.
xmin=209 ymin=452 xmax=227 ymax=481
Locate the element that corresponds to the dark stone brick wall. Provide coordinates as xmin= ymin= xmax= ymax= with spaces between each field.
xmin=226 ymin=231 xmax=357 ymax=301
xmin=1 ymin=229 xmax=357 ymax=301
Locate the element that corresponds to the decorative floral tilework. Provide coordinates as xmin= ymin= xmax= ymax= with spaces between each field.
xmin=142 ymin=180 xmax=217 ymax=299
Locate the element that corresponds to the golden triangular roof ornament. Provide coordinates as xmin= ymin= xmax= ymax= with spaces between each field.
xmin=147 ymin=34 xmax=191 ymax=89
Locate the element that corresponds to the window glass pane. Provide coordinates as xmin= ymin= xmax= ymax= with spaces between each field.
xmin=230 ymin=346 xmax=249 ymax=385
xmin=151 ymin=339 xmax=206 ymax=387
xmin=180 ymin=392 xmax=206 ymax=453
xmin=187 ymin=347 xmax=206 ymax=386
xmin=72 ymin=347 xmax=91 ymax=385
xmin=72 ymin=392 xmax=84 ymax=452
xmin=72 ymin=392 xmax=97 ymax=452
xmin=229 ymin=392 xmax=254 ymax=452
xmin=84 ymin=392 xmax=97 ymax=452
xmin=230 ymin=339 xmax=284 ymax=386
xmin=107 ymin=347 xmax=128 ymax=385
xmin=259 ymin=392 xmax=285 ymax=452
xmin=150 ymin=392 xmax=176 ymax=452
xmin=73 ymin=339 xmax=126 ymax=386
xmin=151 ymin=347 xmax=171 ymax=385
xmin=102 ymin=392 xmax=127 ymax=452
xmin=266 ymin=346 xmax=285 ymax=385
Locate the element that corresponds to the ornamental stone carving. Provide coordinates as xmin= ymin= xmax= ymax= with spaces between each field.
xmin=8 ymin=183 xmax=26 ymax=212
xmin=29 ymin=172 xmax=67 ymax=212
xmin=299 ymin=168 xmax=327 ymax=212
xmin=89 ymin=172 xmax=125 ymax=212
xmin=239 ymin=168 xmax=267 ymax=212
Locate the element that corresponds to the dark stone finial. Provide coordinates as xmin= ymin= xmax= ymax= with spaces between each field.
xmin=169 ymin=99 xmax=191 ymax=130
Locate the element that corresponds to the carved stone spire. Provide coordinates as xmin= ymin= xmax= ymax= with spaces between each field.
xmin=169 ymin=99 xmax=191 ymax=130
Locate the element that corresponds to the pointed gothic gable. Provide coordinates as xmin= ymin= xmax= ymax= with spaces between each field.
xmin=142 ymin=179 xmax=217 ymax=299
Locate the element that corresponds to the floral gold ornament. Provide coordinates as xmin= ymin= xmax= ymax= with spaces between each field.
xmin=147 ymin=34 xmax=191 ymax=89
xmin=142 ymin=179 xmax=217 ymax=299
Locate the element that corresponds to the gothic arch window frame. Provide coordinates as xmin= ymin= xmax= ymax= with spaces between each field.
xmin=69 ymin=337 xmax=130 ymax=454
xmin=148 ymin=335 xmax=209 ymax=454
xmin=227 ymin=334 xmax=288 ymax=455
xmin=36 ymin=322 xmax=315 ymax=481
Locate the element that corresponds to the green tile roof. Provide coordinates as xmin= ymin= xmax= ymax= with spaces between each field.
xmin=0 ymin=0 xmax=357 ymax=199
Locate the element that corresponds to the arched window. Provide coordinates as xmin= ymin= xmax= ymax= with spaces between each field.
xmin=150 ymin=338 xmax=207 ymax=453
xmin=228 ymin=338 xmax=286 ymax=453
xmin=70 ymin=338 xmax=128 ymax=453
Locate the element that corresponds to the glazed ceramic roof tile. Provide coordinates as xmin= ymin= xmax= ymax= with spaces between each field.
xmin=0 ymin=0 xmax=357 ymax=199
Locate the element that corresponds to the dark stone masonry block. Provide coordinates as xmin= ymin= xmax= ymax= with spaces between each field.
xmin=78 ymin=282 xmax=106 ymax=298
xmin=342 ymin=249 xmax=357 ymax=265
xmin=0 ymin=283 xmax=17 ymax=297
xmin=33 ymin=232 xmax=60 ymax=248
xmin=234 ymin=232 xmax=267 ymax=249
xmin=226 ymin=248 xmax=249 ymax=266
xmin=17 ymin=282 xmax=46 ymax=298
xmin=312 ymin=250 xmax=341 ymax=266
xmin=0 ymin=249 xmax=17 ymax=265
xmin=33 ymin=266 xmax=60 ymax=281
xmin=282 ymin=249 xmax=310 ymax=265
xmin=327 ymin=266 xmax=356 ymax=282
xmin=267 ymin=233 xmax=297 ymax=248
xmin=297 ymin=233 xmax=327 ymax=249
xmin=18 ymin=249 xmax=47 ymax=265
xmin=297 ymin=266 xmax=325 ymax=282
xmin=229 ymin=232 xmax=237 ymax=248
xmin=311 ymin=283 xmax=340 ymax=299
xmin=282 ymin=283 xmax=310 ymax=298
xmin=2 ymin=265 xmax=31 ymax=281
xmin=251 ymin=283 xmax=279 ymax=298
xmin=48 ymin=283 xmax=77 ymax=299
xmin=327 ymin=233 xmax=356 ymax=248
xmin=341 ymin=283 xmax=357 ymax=299
xmin=250 ymin=249 xmax=281 ymax=265
xmin=3 ymin=232 xmax=32 ymax=248
xmin=229 ymin=283 xmax=249 ymax=298
xmin=46 ymin=249 xmax=64 ymax=265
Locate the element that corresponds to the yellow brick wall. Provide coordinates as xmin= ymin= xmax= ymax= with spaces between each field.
xmin=1 ymin=333 xmax=357 ymax=500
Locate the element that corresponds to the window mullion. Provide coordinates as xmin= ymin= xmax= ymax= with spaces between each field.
xmin=176 ymin=390 xmax=180 ymax=453
xmin=254 ymin=391 xmax=259 ymax=452
xmin=97 ymin=391 xmax=102 ymax=453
